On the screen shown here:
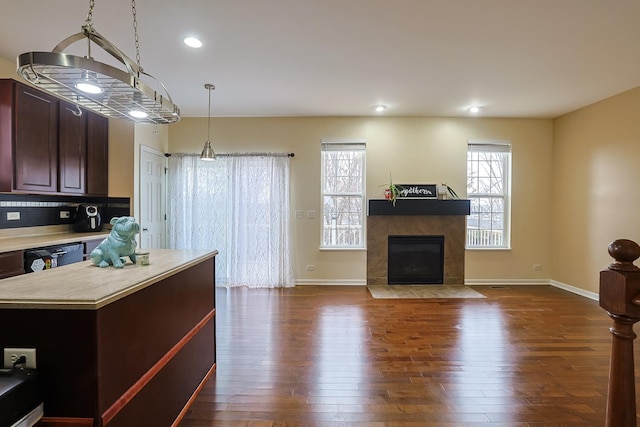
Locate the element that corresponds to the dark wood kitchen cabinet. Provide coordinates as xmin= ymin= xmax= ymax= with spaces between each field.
xmin=0 ymin=250 xmax=25 ymax=279
xmin=11 ymin=81 xmax=59 ymax=193
xmin=86 ymin=112 xmax=109 ymax=196
xmin=0 ymin=79 xmax=109 ymax=196
xmin=59 ymin=99 xmax=87 ymax=194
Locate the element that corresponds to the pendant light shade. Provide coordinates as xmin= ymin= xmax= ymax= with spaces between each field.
xmin=200 ymin=84 xmax=216 ymax=161
xmin=16 ymin=2 xmax=180 ymax=124
xmin=201 ymin=141 xmax=215 ymax=160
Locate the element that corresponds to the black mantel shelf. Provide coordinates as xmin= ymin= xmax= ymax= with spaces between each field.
xmin=368 ymin=199 xmax=471 ymax=216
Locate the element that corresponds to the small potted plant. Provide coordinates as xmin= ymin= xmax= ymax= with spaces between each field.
xmin=380 ymin=174 xmax=403 ymax=206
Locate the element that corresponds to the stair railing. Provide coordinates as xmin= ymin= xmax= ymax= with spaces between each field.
xmin=600 ymin=238 xmax=640 ymax=427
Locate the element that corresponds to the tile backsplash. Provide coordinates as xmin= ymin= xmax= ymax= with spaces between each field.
xmin=0 ymin=193 xmax=130 ymax=230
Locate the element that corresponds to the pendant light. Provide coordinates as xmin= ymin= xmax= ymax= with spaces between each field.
xmin=200 ymin=84 xmax=216 ymax=161
xmin=16 ymin=0 xmax=180 ymax=124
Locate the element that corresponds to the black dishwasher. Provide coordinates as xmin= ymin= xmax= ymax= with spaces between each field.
xmin=24 ymin=243 xmax=83 ymax=273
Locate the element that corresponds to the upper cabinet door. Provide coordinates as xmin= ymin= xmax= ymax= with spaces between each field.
xmin=0 ymin=81 xmax=14 ymax=192
xmin=86 ymin=112 xmax=109 ymax=196
xmin=0 ymin=79 xmax=109 ymax=196
xmin=59 ymin=100 xmax=87 ymax=194
xmin=13 ymin=83 xmax=59 ymax=193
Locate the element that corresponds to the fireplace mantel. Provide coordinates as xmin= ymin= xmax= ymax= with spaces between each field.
xmin=366 ymin=199 xmax=469 ymax=285
xmin=368 ymin=199 xmax=470 ymax=216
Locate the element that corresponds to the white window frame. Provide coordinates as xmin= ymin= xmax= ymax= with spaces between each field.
xmin=466 ymin=140 xmax=512 ymax=249
xmin=320 ymin=139 xmax=366 ymax=250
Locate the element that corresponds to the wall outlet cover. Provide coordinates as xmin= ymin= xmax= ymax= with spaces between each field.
xmin=3 ymin=348 xmax=37 ymax=369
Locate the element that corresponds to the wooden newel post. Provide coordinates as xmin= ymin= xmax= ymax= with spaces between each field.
xmin=600 ymin=239 xmax=640 ymax=427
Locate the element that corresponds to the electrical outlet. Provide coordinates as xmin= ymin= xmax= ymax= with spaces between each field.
xmin=60 ymin=210 xmax=71 ymax=219
xmin=306 ymin=264 xmax=316 ymax=271
xmin=6 ymin=212 xmax=20 ymax=221
xmin=533 ymin=264 xmax=543 ymax=271
xmin=3 ymin=348 xmax=37 ymax=369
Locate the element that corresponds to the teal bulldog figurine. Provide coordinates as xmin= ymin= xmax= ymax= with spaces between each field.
xmin=90 ymin=216 xmax=140 ymax=268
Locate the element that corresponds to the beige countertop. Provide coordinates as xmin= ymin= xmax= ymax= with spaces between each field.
xmin=0 ymin=249 xmax=217 ymax=310
xmin=0 ymin=230 xmax=110 ymax=252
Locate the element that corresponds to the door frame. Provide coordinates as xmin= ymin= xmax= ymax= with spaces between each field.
xmin=138 ymin=144 xmax=167 ymax=248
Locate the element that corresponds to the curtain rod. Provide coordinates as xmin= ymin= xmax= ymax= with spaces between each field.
xmin=165 ymin=152 xmax=294 ymax=158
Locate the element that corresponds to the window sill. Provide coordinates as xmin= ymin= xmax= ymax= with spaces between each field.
xmin=466 ymin=247 xmax=512 ymax=251
xmin=319 ymin=247 xmax=367 ymax=251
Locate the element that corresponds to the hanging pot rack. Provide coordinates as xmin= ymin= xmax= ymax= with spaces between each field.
xmin=17 ymin=21 xmax=180 ymax=124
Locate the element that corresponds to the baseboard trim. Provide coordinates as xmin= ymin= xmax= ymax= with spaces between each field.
xmin=549 ymin=279 xmax=599 ymax=301
xmin=465 ymin=278 xmax=550 ymax=286
xmin=464 ymin=278 xmax=599 ymax=301
xmin=295 ymin=279 xmax=366 ymax=286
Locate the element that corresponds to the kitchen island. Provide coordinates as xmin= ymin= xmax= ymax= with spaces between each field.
xmin=0 ymin=249 xmax=217 ymax=427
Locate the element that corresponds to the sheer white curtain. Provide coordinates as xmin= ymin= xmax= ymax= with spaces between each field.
xmin=167 ymin=154 xmax=294 ymax=288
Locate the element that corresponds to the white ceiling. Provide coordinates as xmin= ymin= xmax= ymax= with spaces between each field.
xmin=1 ymin=0 xmax=639 ymax=119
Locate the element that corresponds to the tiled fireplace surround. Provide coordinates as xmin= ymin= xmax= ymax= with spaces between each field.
xmin=366 ymin=199 xmax=470 ymax=286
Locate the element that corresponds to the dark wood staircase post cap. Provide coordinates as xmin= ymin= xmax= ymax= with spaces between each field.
xmin=607 ymin=239 xmax=640 ymax=272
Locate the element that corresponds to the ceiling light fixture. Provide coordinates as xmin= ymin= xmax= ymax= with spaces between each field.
xmin=129 ymin=110 xmax=148 ymax=119
xmin=468 ymin=106 xmax=481 ymax=113
xmin=200 ymin=84 xmax=216 ymax=161
xmin=184 ymin=37 xmax=203 ymax=48
xmin=375 ymin=105 xmax=387 ymax=112
xmin=75 ymin=71 xmax=103 ymax=94
xmin=16 ymin=0 xmax=180 ymax=124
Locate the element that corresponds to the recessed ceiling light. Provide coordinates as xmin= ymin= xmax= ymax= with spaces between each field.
xmin=375 ymin=105 xmax=387 ymax=112
xmin=184 ymin=37 xmax=203 ymax=48
xmin=468 ymin=106 xmax=481 ymax=113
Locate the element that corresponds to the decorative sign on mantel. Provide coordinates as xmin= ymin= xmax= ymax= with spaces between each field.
xmin=396 ymin=184 xmax=437 ymax=199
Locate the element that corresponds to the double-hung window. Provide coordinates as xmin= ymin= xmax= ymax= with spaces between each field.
xmin=320 ymin=140 xmax=366 ymax=249
xmin=466 ymin=141 xmax=511 ymax=249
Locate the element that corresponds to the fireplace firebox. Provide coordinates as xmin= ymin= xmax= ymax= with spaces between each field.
xmin=387 ymin=235 xmax=444 ymax=284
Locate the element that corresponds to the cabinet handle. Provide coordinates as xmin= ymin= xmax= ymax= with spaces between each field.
xmin=142 ymin=228 xmax=149 ymax=232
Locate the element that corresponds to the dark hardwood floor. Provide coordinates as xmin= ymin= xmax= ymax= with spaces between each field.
xmin=179 ymin=285 xmax=639 ymax=426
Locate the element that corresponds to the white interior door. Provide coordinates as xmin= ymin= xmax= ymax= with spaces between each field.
xmin=139 ymin=146 xmax=166 ymax=249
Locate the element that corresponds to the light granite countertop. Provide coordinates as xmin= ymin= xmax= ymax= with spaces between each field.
xmin=0 ymin=249 xmax=217 ymax=310
xmin=0 ymin=230 xmax=110 ymax=252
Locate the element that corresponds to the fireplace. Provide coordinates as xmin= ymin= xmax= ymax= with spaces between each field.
xmin=388 ymin=235 xmax=444 ymax=284
xmin=366 ymin=199 xmax=470 ymax=286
